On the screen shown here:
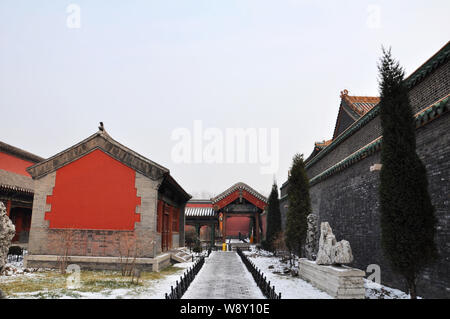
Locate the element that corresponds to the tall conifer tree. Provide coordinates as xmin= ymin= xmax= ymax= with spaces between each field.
xmin=285 ymin=154 xmax=311 ymax=257
xmin=378 ymin=48 xmax=438 ymax=299
xmin=266 ymin=182 xmax=282 ymax=251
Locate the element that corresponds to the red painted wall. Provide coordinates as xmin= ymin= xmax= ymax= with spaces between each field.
xmin=0 ymin=151 xmax=34 ymax=176
xmin=45 ymin=149 xmax=141 ymax=230
xmin=226 ymin=216 xmax=250 ymax=237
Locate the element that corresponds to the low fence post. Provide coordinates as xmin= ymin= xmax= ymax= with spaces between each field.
xmin=165 ymin=256 xmax=206 ymax=299
xmin=236 ymin=248 xmax=281 ymax=299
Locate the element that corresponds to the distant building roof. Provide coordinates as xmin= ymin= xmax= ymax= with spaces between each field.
xmin=0 ymin=141 xmax=44 ymax=163
xmin=0 ymin=141 xmax=43 ymax=195
xmin=315 ymin=139 xmax=333 ymax=149
xmin=211 ymin=182 xmax=267 ymax=204
xmin=333 ymin=90 xmax=380 ymax=139
xmin=185 ymin=200 xmax=215 ymax=217
xmin=0 ymin=169 xmax=34 ymax=195
xmin=304 ymin=90 xmax=380 ymax=164
xmin=340 ymin=90 xmax=380 ymax=117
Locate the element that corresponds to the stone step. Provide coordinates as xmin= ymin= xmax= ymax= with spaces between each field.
xmin=170 ymin=248 xmax=193 ymax=263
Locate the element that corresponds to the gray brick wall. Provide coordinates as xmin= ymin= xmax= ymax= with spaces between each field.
xmin=409 ymin=59 xmax=450 ymax=114
xmin=280 ymin=56 xmax=450 ymax=298
xmin=308 ymin=112 xmax=449 ymax=298
xmin=307 ymin=116 xmax=382 ymax=179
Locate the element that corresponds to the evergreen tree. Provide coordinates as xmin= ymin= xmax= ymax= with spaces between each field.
xmin=265 ymin=182 xmax=282 ymax=251
xmin=285 ymin=154 xmax=311 ymax=257
xmin=378 ymin=47 xmax=438 ymax=299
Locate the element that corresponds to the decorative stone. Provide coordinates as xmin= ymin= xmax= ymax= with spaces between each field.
xmin=305 ymin=214 xmax=319 ymax=261
xmin=331 ymin=240 xmax=353 ymax=264
xmin=0 ymin=201 xmax=16 ymax=273
xmin=316 ymin=222 xmax=336 ymax=265
xmin=315 ymin=222 xmax=353 ymax=265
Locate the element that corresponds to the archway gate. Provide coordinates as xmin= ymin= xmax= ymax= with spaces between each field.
xmin=185 ymin=183 xmax=268 ymax=245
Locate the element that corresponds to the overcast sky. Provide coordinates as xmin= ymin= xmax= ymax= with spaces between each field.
xmin=1 ymin=0 xmax=449 ymax=198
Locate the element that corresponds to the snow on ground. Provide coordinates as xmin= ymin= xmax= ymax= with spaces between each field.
xmin=183 ymin=251 xmax=264 ymax=299
xmin=244 ymin=246 xmax=416 ymax=299
xmin=244 ymin=246 xmax=332 ymax=299
xmin=0 ymin=259 xmax=196 ymax=299
xmin=2 ymin=247 xmax=418 ymax=299
xmin=364 ymin=280 xmax=420 ymax=299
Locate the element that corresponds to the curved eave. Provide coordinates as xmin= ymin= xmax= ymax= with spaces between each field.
xmin=0 ymin=184 xmax=34 ymax=195
xmin=211 ymin=182 xmax=268 ymax=204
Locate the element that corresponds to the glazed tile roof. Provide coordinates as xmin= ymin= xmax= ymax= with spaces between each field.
xmin=185 ymin=200 xmax=215 ymax=217
xmin=340 ymin=90 xmax=380 ymax=116
xmin=331 ymin=90 xmax=380 ymax=140
xmin=211 ymin=182 xmax=268 ymax=204
xmin=185 ymin=206 xmax=216 ymax=217
xmin=314 ymin=139 xmax=333 ymax=149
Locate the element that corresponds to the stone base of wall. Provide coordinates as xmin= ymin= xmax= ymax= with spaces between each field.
xmin=299 ymin=258 xmax=365 ymax=299
xmin=24 ymin=253 xmax=172 ymax=272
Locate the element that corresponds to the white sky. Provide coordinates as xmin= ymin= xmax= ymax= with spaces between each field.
xmin=1 ymin=0 xmax=449 ymax=198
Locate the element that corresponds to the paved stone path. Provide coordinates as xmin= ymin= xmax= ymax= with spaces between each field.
xmin=182 ymin=251 xmax=265 ymax=299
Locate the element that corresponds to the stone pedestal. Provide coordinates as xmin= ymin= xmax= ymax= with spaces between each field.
xmin=299 ymin=258 xmax=365 ymax=299
xmin=24 ymin=253 xmax=172 ymax=272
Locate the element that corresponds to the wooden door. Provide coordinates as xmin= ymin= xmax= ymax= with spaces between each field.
xmin=161 ymin=204 xmax=172 ymax=252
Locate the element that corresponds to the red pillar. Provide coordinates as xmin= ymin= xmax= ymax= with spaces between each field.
xmin=6 ymin=200 xmax=11 ymax=217
xmin=222 ymin=212 xmax=227 ymax=243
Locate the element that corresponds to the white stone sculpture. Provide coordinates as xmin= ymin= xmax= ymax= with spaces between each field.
xmin=0 ymin=201 xmax=16 ymax=272
xmin=315 ymin=222 xmax=353 ymax=265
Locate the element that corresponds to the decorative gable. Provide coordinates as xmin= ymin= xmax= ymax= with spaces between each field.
xmin=27 ymin=129 xmax=169 ymax=181
xmin=45 ymin=149 xmax=141 ymax=230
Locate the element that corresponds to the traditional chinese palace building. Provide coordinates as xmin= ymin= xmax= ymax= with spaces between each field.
xmin=0 ymin=141 xmax=44 ymax=246
xmin=24 ymin=127 xmax=191 ymax=271
xmin=185 ymin=183 xmax=268 ymax=245
xmin=280 ymin=41 xmax=450 ymax=298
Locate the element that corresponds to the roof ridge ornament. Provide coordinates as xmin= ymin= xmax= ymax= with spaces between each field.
xmin=340 ymin=89 xmax=349 ymax=99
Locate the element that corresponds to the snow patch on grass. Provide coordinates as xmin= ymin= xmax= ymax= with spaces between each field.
xmin=364 ymin=280 xmax=419 ymax=299
xmin=244 ymin=246 xmax=332 ymax=299
xmin=0 ymin=260 xmax=195 ymax=299
xmin=242 ymin=246 xmax=417 ymax=299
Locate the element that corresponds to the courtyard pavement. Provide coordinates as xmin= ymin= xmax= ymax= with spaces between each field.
xmin=182 ymin=251 xmax=265 ymax=299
